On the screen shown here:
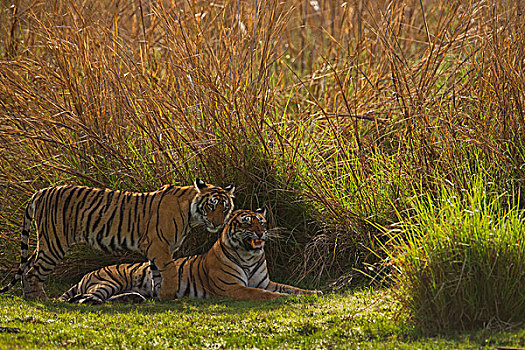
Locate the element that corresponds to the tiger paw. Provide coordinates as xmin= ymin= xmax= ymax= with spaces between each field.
xmin=158 ymin=288 xmax=176 ymax=300
xmin=300 ymin=290 xmax=323 ymax=296
xmin=158 ymin=280 xmax=178 ymax=300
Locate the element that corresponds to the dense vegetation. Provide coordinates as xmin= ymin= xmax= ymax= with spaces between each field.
xmin=1 ymin=0 xmax=524 ymax=334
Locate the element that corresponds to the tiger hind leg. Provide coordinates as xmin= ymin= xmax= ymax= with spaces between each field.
xmin=67 ymin=294 xmax=104 ymax=305
xmin=23 ymin=250 xmax=65 ymax=300
xmin=22 ymin=274 xmax=47 ymax=300
xmin=108 ymin=292 xmax=148 ymax=304
xmin=67 ymin=292 xmax=147 ymax=304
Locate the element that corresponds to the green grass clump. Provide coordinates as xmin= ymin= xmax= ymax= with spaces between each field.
xmin=386 ymin=178 xmax=525 ymax=331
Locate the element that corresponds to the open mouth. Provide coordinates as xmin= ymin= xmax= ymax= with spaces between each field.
xmin=246 ymin=238 xmax=264 ymax=250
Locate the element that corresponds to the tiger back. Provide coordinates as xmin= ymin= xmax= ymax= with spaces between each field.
xmin=0 ymin=179 xmax=234 ymax=301
xmin=61 ymin=208 xmax=321 ymax=303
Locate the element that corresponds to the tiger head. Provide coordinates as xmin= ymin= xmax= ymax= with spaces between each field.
xmin=222 ymin=208 xmax=268 ymax=255
xmin=190 ymin=179 xmax=235 ymax=233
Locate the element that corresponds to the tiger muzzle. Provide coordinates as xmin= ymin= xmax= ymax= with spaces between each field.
xmin=249 ymin=239 xmax=264 ymax=249
xmin=243 ymin=233 xmax=266 ymax=251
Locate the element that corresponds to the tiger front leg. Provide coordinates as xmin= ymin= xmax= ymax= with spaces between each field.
xmin=265 ymin=281 xmax=323 ymax=296
xmin=144 ymin=245 xmax=178 ymax=300
xmin=222 ymin=285 xmax=286 ymax=301
xmin=156 ymin=263 xmax=179 ymax=300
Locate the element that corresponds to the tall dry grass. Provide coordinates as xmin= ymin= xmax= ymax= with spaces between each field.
xmin=0 ymin=0 xmax=524 ymax=288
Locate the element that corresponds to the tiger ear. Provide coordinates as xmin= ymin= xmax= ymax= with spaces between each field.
xmin=194 ymin=178 xmax=208 ymax=193
xmin=224 ymin=184 xmax=235 ymax=197
xmin=255 ymin=207 xmax=267 ymax=218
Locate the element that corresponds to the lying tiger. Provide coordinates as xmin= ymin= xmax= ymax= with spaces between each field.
xmin=60 ymin=208 xmax=321 ymax=304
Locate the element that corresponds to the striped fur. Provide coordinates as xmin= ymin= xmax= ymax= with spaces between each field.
xmin=1 ymin=179 xmax=234 ymax=300
xmin=60 ymin=209 xmax=322 ymax=304
xmin=60 ymin=262 xmax=160 ymax=304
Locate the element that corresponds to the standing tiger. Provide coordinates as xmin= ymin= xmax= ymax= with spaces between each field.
xmin=60 ymin=208 xmax=322 ymax=304
xmin=0 ymin=179 xmax=235 ymax=301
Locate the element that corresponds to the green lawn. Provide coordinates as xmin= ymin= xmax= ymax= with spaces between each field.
xmin=1 ymin=289 xmax=524 ymax=349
